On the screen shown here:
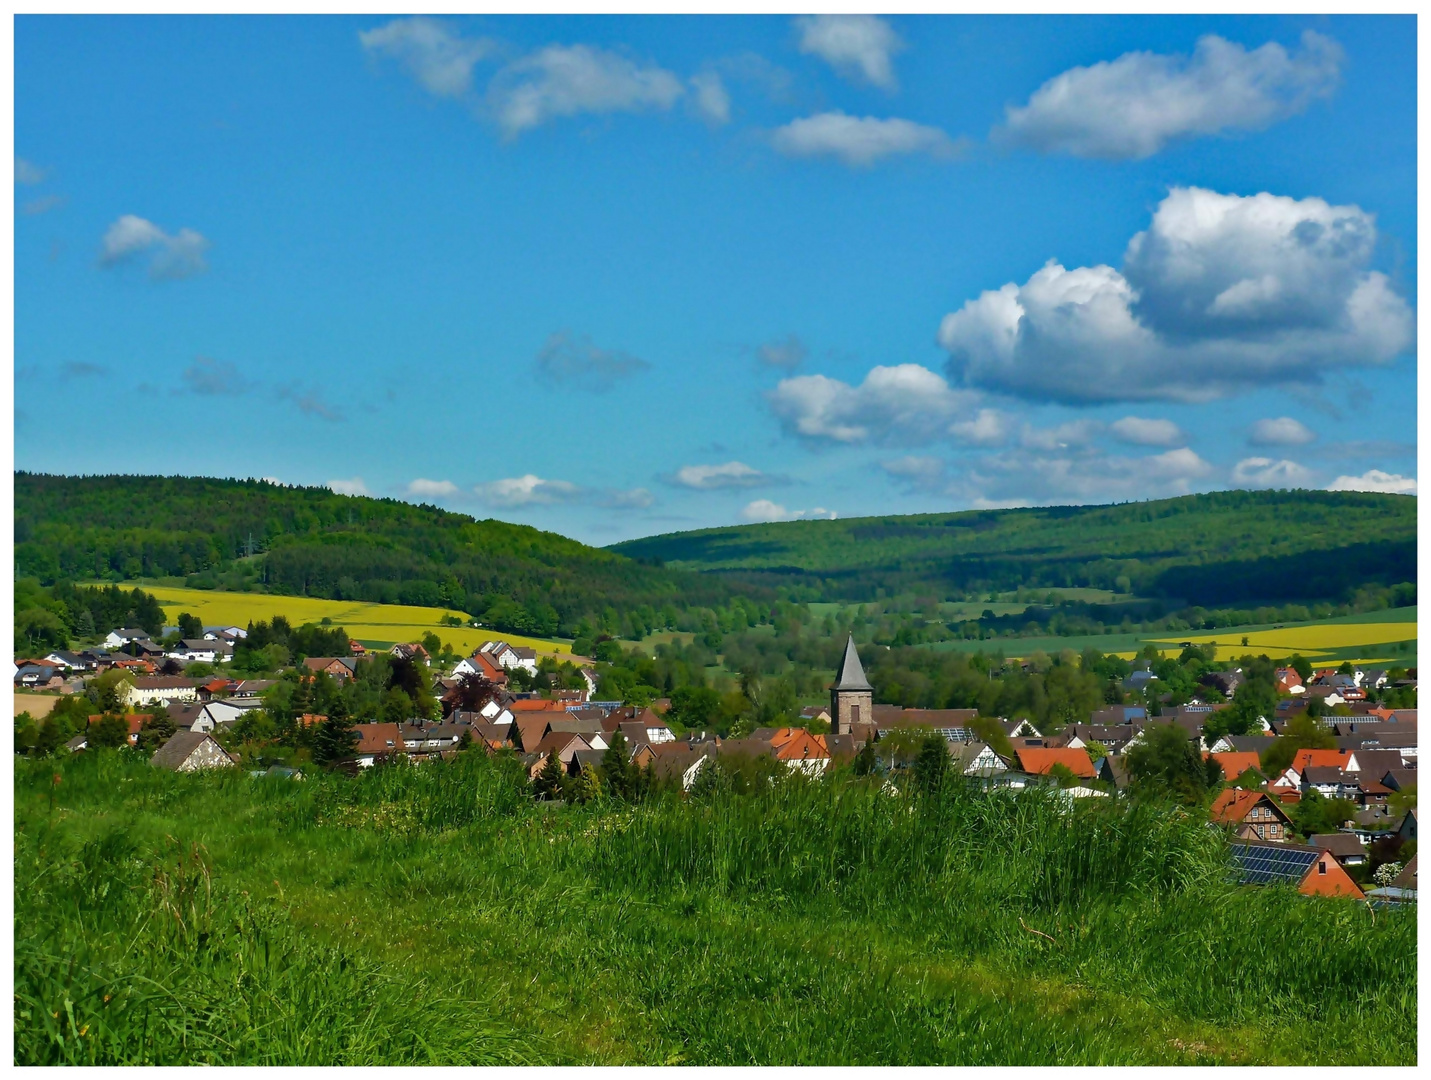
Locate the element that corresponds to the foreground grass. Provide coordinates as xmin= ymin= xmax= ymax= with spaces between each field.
xmin=14 ymin=752 xmax=1417 ymax=1065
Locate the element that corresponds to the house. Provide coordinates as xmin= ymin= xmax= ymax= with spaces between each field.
xmin=1098 ymin=755 xmax=1131 ymax=791
xmin=1206 ymin=751 xmax=1264 ymax=783
xmin=150 ymin=730 xmax=236 ymax=773
xmin=1088 ymin=704 xmax=1147 ymax=726
xmin=1229 ymin=839 xmax=1365 ymax=899
xmin=452 ymin=652 xmax=508 ymax=685
xmin=766 ymin=727 xmax=830 ymax=775
xmin=650 ymin=742 xmax=711 ymax=790
xmin=348 ymin=639 xmax=366 ymax=656
xmin=166 ymin=639 xmax=234 ymax=664
xmin=303 ymin=656 xmax=358 ymax=682
xmin=1301 ymin=765 xmax=1355 ymax=800
xmin=1123 ymin=669 xmax=1158 ymax=694
xmin=479 ymin=641 xmax=539 ymax=675
xmin=352 ymin=723 xmax=405 ymax=767
xmin=103 ymin=627 xmax=153 ymax=650
xmin=1209 ymin=789 xmax=1291 ymax=842
xmin=1058 ymin=724 xmax=1140 ymax=755
xmin=87 ymin=713 xmax=152 ymax=747
xmin=231 ymin=679 xmax=277 ymax=698
xmin=1310 ymin=832 xmax=1369 ymax=868
xmin=800 ymin=705 xmax=832 ymax=727
xmin=41 ymin=650 xmax=91 ymax=671
xmin=528 ymin=731 xmax=590 ymax=768
xmin=1396 ymin=808 xmax=1418 ymax=843
xmin=187 ymin=698 xmax=265 ymax=732
xmin=390 ymin=642 xmax=431 ymax=662
xmin=577 ymin=666 xmax=599 ymax=696
xmin=123 ymin=676 xmax=200 ymax=707
xmin=1274 ymin=668 xmax=1305 ymax=696
xmin=950 ymin=741 xmax=1006 ymax=778
xmin=14 ymin=664 xmax=61 ymax=688
xmin=1200 ymin=669 xmax=1243 ymax=697
xmin=1274 ymin=748 xmax=1354 ymax=789
xmin=202 ymin=625 xmax=248 ymax=642
xmin=1013 ymin=747 xmax=1096 ymax=781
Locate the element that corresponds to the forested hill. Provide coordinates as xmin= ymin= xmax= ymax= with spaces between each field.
xmin=14 ymin=473 xmax=743 ymax=637
xmin=610 ymin=490 xmax=1417 ymax=607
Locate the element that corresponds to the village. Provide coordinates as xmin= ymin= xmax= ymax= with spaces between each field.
xmin=15 ymin=620 xmax=1419 ymax=906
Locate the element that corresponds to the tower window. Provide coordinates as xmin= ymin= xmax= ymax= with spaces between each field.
xmin=852 ymin=704 xmax=860 ymax=723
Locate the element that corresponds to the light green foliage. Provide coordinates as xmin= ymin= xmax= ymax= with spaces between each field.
xmin=13 ymin=752 xmax=1414 ymax=1065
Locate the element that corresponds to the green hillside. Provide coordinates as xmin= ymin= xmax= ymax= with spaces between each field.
xmin=13 ymin=473 xmax=749 ymax=638
xmin=610 ymin=491 xmax=1417 ymax=607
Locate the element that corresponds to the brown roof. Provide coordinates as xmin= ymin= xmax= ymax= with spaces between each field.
xmin=1209 ymin=789 xmax=1289 ymax=825
xmin=150 ymin=730 xmax=233 ymax=770
xmin=1311 ymin=832 xmax=1366 ymax=859
xmin=530 ymin=732 xmax=589 ymax=759
xmin=1302 ymin=766 xmax=1350 ymax=784
xmin=512 ymin=715 xmax=553 ymax=752
xmin=354 ymin=723 xmax=404 ymax=755
xmin=133 ymin=677 xmax=200 ymax=690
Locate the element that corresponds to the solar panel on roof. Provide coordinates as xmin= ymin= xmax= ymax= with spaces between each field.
xmin=1230 ymin=844 xmax=1318 ymax=886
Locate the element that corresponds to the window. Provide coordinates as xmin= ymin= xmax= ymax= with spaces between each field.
xmin=852 ymin=704 xmax=860 ymax=723
xmin=1318 ymin=861 xmax=1327 ymax=875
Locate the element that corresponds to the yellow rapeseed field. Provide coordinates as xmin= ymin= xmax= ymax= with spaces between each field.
xmin=1150 ymin=622 xmax=1415 ymax=663
xmin=147 ymin=586 xmax=570 ymax=657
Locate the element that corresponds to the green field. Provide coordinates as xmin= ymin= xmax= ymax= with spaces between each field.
xmin=15 ymin=751 xmax=1414 ymax=1065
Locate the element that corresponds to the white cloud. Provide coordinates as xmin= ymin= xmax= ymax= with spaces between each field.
xmin=671 ymin=461 xmax=769 ymax=490
xmin=15 ymin=157 xmax=46 ymax=185
xmin=794 ymin=15 xmax=903 ymax=90
xmin=958 ymin=446 xmax=1214 ymax=505
xmin=689 ymin=71 xmax=731 ymax=125
xmin=23 ymin=194 xmax=64 ymax=216
xmin=742 ymin=499 xmax=836 ymax=523
xmin=99 ymin=214 xmax=210 ymax=280
xmin=1020 ymin=419 xmax=1102 ymax=452
xmin=999 ymin=31 xmax=1342 ymax=159
xmin=1327 ymin=470 xmax=1417 ymax=495
xmin=770 ymin=112 xmax=956 ymax=167
xmin=488 ymin=44 xmax=684 ymax=137
xmin=1110 ymin=416 xmax=1186 ymax=447
xmin=758 ymin=334 xmax=807 ymax=369
xmin=1249 ymin=416 xmax=1316 ymax=446
xmin=1232 ymin=456 xmax=1314 ymax=487
xmin=473 ymin=474 xmax=584 ymax=507
xmin=359 ymin=17 xmax=494 ymax=98
xmin=329 ymin=478 xmax=371 ymax=497
xmin=939 ymin=187 xmax=1415 ymax=404
xmin=768 ymin=363 xmax=980 ymax=445
xmin=949 ymin=408 xmax=1013 ymax=447
xmin=536 ymin=330 xmax=649 ymax=390
xmin=407 ymin=478 xmax=460 ymax=498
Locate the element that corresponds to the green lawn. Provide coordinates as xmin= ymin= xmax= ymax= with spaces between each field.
xmin=14 ymin=751 xmax=1414 ymax=1066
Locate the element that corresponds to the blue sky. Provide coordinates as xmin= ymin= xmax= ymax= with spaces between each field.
xmin=14 ymin=15 xmax=1417 ymax=545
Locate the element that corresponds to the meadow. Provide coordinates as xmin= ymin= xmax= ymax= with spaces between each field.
xmin=14 ymin=750 xmax=1415 ymax=1066
xmin=132 ymin=585 xmax=570 ymax=657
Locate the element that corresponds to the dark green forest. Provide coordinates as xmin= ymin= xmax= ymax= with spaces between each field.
xmin=611 ymin=490 xmax=1416 ymax=607
xmin=14 ymin=474 xmax=749 ymax=637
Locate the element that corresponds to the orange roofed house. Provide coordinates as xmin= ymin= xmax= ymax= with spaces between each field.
xmin=1014 ymin=747 xmax=1097 ymax=780
xmin=1230 ymin=839 xmax=1365 ymax=899
xmin=1210 ymin=789 xmax=1292 ymax=842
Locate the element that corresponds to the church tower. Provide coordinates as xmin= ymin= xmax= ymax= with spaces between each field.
xmin=830 ymin=633 xmax=873 ymax=736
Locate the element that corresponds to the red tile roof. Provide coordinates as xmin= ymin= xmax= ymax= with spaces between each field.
xmin=1015 ymin=747 xmax=1095 ymax=779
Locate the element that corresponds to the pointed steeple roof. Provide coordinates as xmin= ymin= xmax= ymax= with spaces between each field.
xmin=833 ymin=633 xmax=872 ymax=691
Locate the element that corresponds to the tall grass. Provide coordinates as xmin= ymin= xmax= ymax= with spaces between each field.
xmin=13 ymin=751 xmax=1417 ymax=1065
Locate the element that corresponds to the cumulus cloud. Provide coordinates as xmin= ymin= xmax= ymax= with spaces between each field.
xmin=767 ymin=363 xmax=980 ymax=445
xmin=1327 ymin=470 xmax=1417 ymax=495
xmin=1020 ymin=419 xmax=1101 ymax=452
xmin=958 ymin=446 xmax=1215 ymax=505
xmin=407 ymin=478 xmax=460 ymax=498
xmin=181 ymin=357 xmax=248 ymax=396
xmin=359 ymin=16 xmax=494 ymax=98
xmin=938 ymin=186 xmax=1415 ymax=404
xmin=742 ymin=499 xmax=836 ymax=523
xmin=794 ymin=14 xmax=903 ymax=90
xmin=473 ymin=474 xmax=584 ymax=507
xmin=1249 ymin=416 xmax=1316 ymax=446
xmin=536 ymin=330 xmax=649 ymax=391
xmin=329 ymin=478 xmax=371 ymax=497
xmin=949 ymin=408 xmax=1014 ymax=447
xmin=1232 ymin=456 xmax=1314 ymax=487
xmin=670 ymin=461 xmax=771 ymax=490
xmin=99 ymin=215 xmax=210 ymax=280
xmin=15 ymin=157 xmax=46 ymax=184
xmin=999 ymin=31 xmax=1342 ymax=159
xmin=758 ymin=334 xmax=807 ymax=370
xmin=771 ymin=112 xmax=957 ymax=167
xmin=689 ymin=70 xmax=731 ymax=125
xmin=488 ymin=44 xmax=684 ymax=137
xmin=1110 ymin=416 xmax=1186 ymax=447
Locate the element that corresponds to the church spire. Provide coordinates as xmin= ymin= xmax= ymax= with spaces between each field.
xmin=833 ymin=633 xmax=872 ymax=691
